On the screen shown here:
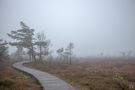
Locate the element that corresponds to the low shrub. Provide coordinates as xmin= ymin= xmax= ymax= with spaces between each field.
xmin=0 ymin=78 xmax=14 ymax=87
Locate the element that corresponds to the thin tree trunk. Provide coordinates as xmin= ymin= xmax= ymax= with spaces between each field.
xmin=31 ymin=46 xmax=36 ymax=62
xmin=69 ymin=49 xmax=71 ymax=64
xmin=39 ymin=46 xmax=42 ymax=62
xmin=29 ymin=54 xmax=32 ymax=62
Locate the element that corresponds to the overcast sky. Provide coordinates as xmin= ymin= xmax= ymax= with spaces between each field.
xmin=0 ymin=0 xmax=135 ymax=56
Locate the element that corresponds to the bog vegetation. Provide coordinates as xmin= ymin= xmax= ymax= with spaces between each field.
xmin=0 ymin=22 xmax=135 ymax=90
xmin=26 ymin=58 xmax=135 ymax=90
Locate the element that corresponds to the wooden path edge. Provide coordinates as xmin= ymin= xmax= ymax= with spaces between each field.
xmin=12 ymin=61 xmax=75 ymax=90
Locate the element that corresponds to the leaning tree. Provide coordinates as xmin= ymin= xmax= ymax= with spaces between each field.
xmin=7 ymin=21 xmax=36 ymax=61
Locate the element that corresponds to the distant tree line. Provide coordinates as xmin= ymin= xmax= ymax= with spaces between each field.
xmin=121 ymin=50 xmax=134 ymax=57
xmin=1 ymin=21 xmax=135 ymax=63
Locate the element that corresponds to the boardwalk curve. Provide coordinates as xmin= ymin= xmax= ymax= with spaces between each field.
xmin=13 ymin=61 xmax=75 ymax=90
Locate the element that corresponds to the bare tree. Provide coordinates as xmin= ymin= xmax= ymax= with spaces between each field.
xmin=35 ymin=32 xmax=50 ymax=61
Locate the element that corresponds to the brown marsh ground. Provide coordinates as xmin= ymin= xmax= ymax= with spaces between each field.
xmin=0 ymin=60 xmax=41 ymax=90
xmin=26 ymin=57 xmax=135 ymax=90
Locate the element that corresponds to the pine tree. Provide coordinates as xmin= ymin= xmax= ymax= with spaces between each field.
xmin=57 ymin=48 xmax=64 ymax=61
xmin=65 ymin=42 xmax=74 ymax=64
xmin=0 ymin=39 xmax=8 ymax=61
xmin=35 ymin=32 xmax=50 ymax=61
xmin=7 ymin=21 xmax=36 ymax=61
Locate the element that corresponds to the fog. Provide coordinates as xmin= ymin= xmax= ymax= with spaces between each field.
xmin=0 ymin=0 xmax=135 ymax=56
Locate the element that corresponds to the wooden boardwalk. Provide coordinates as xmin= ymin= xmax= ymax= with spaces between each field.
xmin=13 ymin=61 xmax=75 ymax=90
